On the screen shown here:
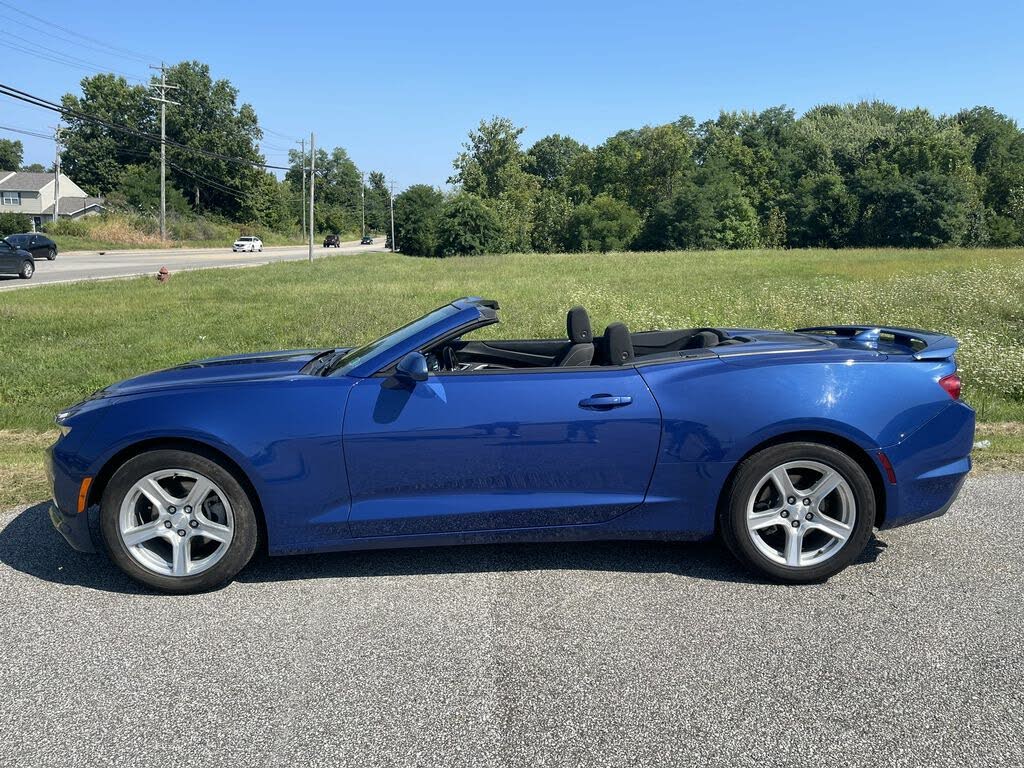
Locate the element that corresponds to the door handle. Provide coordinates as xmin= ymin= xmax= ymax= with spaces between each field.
xmin=578 ymin=394 xmax=633 ymax=410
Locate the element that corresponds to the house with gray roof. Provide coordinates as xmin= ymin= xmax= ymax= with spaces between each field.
xmin=0 ymin=170 xmax=105 ymax=229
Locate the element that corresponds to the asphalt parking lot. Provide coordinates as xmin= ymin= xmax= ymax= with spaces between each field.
xmin=1 ymin=473 xmax=1021 ymax=768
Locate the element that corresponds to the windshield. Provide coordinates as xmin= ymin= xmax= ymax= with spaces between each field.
xmin=6 ymin=234 xmax=28 ymax=246
xmin=325 ymin=304 xmax=461 ymax=376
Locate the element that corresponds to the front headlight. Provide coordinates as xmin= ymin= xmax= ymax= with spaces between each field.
xmin=55 ymin=412 xmax=72 ymax=437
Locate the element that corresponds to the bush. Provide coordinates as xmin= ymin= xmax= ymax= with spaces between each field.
xmin=0 ymin=212 xmax=31 ymax=236
xmin=565 ymin=194 xmax=639 ymax=252
xmin=394 ymin=184 xmax=445 ymax=257
xmin=437 ymin=193 xmax=503 ymax=256
xmin=43 ymin=217 xmax=92 ymax=237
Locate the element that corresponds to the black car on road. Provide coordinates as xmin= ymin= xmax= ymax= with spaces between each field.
xmin=360 ymin=236 xmax=374 ymax=245
xmin=5 ymin=233 xmax=57 ymax=260
xmin=0 ymin=237 xmax=35 ymax=279
xmin=323 ymin=234 xmax=341 ymax=248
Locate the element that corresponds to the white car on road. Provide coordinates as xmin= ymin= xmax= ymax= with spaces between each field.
xmin=232 ymin=236 xmax=263 ymax=253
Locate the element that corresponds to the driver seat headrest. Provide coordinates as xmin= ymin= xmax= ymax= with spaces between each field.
xmin=603 ymin=322 xmax=634 ymax=365
xmin=566 ymin=306 xmax=593 ymax=344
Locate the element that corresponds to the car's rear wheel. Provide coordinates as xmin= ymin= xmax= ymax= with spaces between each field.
xmin=719 ymin=442 xmax=875 ymax=582
xmin=19 ymin=260 xmax=33 ymax=279
xmin=47 ymin=247 xmax=57 ymax=260
xmin=99 ymin=449 xmax=259 ymax=593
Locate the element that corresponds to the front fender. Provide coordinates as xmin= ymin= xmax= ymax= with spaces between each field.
xmin=66 ymin=377 xmax=354 ymax=551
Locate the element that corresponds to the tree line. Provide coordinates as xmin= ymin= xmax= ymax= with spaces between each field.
xmin=394 ymin=104 xmax=1024 ymax=255
xmin=13 ymin=62 xmax=392 ymax=237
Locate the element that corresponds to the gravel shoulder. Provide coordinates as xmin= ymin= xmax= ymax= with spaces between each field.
xmin=0 ymin=473 xmax=1021 ymax=767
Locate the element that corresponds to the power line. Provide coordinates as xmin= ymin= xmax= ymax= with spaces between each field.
xmin=0 ymin=122 xmax=52 ymax=140
xmin=0 ymin=0 xmax=153 ymax=64
xmin=0 ymin=27 xmax=148 ymax=81
xmin=0 ymin=81 xmax=293 ymax=172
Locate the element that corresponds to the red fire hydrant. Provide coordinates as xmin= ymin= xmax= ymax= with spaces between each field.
xmin=157 ymin=266 xmax=170 ymax=283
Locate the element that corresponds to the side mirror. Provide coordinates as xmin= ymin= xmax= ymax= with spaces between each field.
xmin=394 ymin=351 xmax=428 ymax=383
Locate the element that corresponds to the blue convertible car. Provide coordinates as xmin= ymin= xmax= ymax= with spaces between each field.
xmin=48 ymin=297 xmax=974 ymax=592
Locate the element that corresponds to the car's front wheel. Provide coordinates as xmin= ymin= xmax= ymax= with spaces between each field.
xmin=99 ymin=449 xmax=259 ymax=593
xmin=47 ymin=248 xmax=57 ymax=260
xmin=19 ymin=260 xmax=33 ymax=279
xmin=719 ymin=442 xmax=876 ymax=582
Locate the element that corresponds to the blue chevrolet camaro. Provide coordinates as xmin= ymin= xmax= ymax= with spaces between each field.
xmin=47 ymin=297 xmax=975 ymax=592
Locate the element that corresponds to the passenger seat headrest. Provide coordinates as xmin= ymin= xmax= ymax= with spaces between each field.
xmin=604 ymin=322 xmax=634 ymax=365
xmin=566 ymin=306 xmax=592 ymax=344
xmin=687 ymin=331 xmax=720 ymax=349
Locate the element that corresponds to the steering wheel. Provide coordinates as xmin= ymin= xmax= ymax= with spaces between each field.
xmin=443 ymin=346 xmax=458 ymax=371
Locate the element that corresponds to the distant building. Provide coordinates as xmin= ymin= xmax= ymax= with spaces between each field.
xmin=0 ymin=170 xmax=105 ymax=229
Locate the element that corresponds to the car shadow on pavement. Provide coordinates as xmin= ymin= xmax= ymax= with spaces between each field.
xmin=1 ymin=502 xmax=888 ymax=594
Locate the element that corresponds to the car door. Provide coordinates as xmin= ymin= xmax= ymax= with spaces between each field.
xmin=342 ymin=367 xmax=663 ymax=537
xmin=0 ymin=241 xmax=17 ymax=274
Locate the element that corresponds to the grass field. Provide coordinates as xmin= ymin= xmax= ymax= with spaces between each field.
xmin=1 ymin=247 xmax=1021 ymax=508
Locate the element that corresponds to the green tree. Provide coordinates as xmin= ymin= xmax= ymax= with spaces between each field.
xmin=565 ymin=194 xmax=640 ymax=252
xmin=163 ymin=61 xmax=264 ymax=219
xmin=365 ymin=171 xmax=390 ymax=232
xmin=449 ymin=116 xmax=526 ymax=198
xmin=639 ymin=166 xmax=759 ymax=250
xmin=105 ymin=165 xmax=190 ymax=214
xmin=60 ymin=73 xmax=153 ymax=196
xmin=524 ymin=134 xmax=588 ymax=191
xmin=21 ymin=163 xmax=46 ymax=173
xmin=787 ymin=173 xmax=858 ymax=248
xmin=438 ymin=193 xmax=503 ymax=256
xmin=394 ymin=184 xmax=444 ymax=256
xmin=531 ymin=188 xmax=574 ymax=252
xmin=0 ymin=139 xmax=23 ymax=170
xmin=956 ymin=106 xmax=1024 ymax=244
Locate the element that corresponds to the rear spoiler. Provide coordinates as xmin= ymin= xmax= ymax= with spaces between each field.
xmin=794 ymin=325 xmax=958 ymax=361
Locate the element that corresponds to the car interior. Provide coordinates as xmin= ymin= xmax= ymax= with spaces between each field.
xmin=424 ymin=306 xmax=742 ymax=373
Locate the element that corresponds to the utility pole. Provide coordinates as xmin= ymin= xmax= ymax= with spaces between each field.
xmin=297 ymin=138 xmax=306 ymax=243
xmin=360 ymin=172 xmax=365 ymax=239
xmin=51 ymin=124 xmax=61 ymax=223
xmin=148 ymin=63 xmax=179 ymax=241
xmin=308 ymin=132 xmax=315 ymax=263
xmin=389 ymin=180 xmax=396 ymax=253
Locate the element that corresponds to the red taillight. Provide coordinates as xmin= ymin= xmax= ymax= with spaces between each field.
xmin=939 ymin=373 xmax=961 ymax=400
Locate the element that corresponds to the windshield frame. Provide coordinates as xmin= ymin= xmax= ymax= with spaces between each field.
xmin=325 ymin=303 xmax=464 ymax=377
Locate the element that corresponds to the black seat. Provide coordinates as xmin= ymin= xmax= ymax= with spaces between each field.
xmin=601 ymin=322 xmax=634 ymax=365
xmin=685 ymin=330 xmax=720 ymax=349
xmin=552 ymin=306 xmax=595 ymax=367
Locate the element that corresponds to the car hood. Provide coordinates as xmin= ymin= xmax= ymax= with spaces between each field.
xmin=96 ymin=348 xmax=337 ymax=398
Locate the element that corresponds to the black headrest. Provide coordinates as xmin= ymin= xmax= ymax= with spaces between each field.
xmin=686 ymin=331 xmax=720 ymax=349
xmin=603 ymin=322 xmax=634 ymax=365
xmin=566 ymin=306 xmax=592 ymax=344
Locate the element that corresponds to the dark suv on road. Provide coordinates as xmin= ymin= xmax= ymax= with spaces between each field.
xmin=0 ymin=237 xmax=35 ymax=279
xmin=323 ymin=234 xmax=340 ymax=248
xmin=5 ymin=232 xmax=58 ymax=260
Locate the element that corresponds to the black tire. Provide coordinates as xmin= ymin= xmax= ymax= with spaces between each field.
xmin=99 ymin=449 xmax=259 ymax=593
xmin=47 ymin=248 xmax=57 ymax=261
xmin=719 ymin=442 xmax=876 ymax=582
xmin=19 ymin=260 xmax=33 ymax=279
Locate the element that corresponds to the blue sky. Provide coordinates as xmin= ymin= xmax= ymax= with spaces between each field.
xmin=3 ymin=0 xmax=1022 ymax=188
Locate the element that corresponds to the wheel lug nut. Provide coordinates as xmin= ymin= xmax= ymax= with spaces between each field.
xmin=806 ymin=513 xmax=814 ymax=520
xmin=184 ymin=506 xmax=192 ymax=514
xmin=164 ymin=521 xmax=172 ymax=529
xmin=167 ymin=506 xmax=176 ymax=514
xmin=802 ymin=498 xmax=811 ymax=506
xmin=791 ymin=520 xmax=800 ymax=528
xmin=177 ymin=529 xmax=186 ymax=537
xmin=787 ymin=497 xmax=796 ymax=504
xmin=189 ymin=520 xmax=199 ymax=529
xmin=780 ymin=510 xmax=789 ymax=518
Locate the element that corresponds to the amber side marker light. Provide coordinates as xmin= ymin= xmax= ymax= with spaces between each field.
xmin=77 ymin=477 xmax=93 ymax=514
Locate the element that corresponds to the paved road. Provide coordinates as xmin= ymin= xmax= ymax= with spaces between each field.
xmin=1 ymin=474 xmax=1021 ymax=767
xmin=0 ymin=237 xmax=387 ymax=291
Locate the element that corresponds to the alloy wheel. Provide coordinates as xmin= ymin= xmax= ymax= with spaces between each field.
xmin=118 ymin=469 xmax=234 ymax=577
xmin=744 ymin=460 xmax=856 ymax=568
